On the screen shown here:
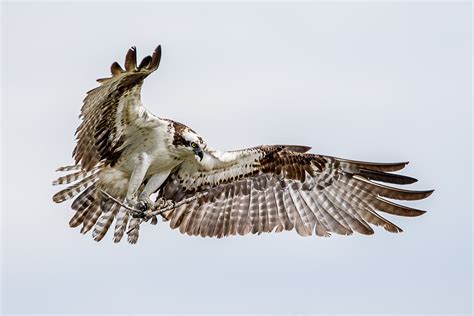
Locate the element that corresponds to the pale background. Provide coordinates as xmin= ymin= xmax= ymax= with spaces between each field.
xmin=1 ymin=2 xmax=472 ymax=315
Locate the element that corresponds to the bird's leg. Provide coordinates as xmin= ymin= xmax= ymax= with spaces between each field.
xmin=125 ymin=153 xmax=151 ymax=210
xmin=136 ymin=170 xmax=172 ymax=213
xmin=136 ymin=195 xmax=154 ymax=212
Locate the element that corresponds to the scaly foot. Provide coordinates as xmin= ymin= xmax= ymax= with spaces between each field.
xmin=155 ymin=197 xmax=175 ymax=221
xmin=137 ymin=194 xmax=154 ymax=212
xmin=155 ymin=197 xmax=175 ymax=210
xmin=125 ymin=197 xmax=146 ymax=219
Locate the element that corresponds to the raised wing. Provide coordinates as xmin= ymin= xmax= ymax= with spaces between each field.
xmin=73 ymin=45 xmax=162 ymax=170
xmin=159 ymin=145 xmax=433 ymax=237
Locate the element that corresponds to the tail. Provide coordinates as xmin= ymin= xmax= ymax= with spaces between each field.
xmin=53 ymin=165 xmax=139 ymax=243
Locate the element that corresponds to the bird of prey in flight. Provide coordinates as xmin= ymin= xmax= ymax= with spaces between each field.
xmin=53 ymin=45 xmax=433 ymax=244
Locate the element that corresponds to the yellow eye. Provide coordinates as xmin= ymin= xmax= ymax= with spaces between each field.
xmin=191 ymin=142 xmax=198 ymax=148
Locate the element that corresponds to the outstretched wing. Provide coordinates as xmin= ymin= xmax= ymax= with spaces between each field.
xmin=159 ymin=145 xmax=433 ymax=237
xmin=73 ymin=45 xmax=162 ymax=170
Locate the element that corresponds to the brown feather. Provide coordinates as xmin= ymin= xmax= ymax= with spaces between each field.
xmin=124 ymin=46 xmax=137 ymax=71
xmin=138 ymin=55 xmax=152 ymax=70
xmin=111 ymin=62 xmax=124 ymax=76
xmin=147 ymin=45 xmax=162 ymax=71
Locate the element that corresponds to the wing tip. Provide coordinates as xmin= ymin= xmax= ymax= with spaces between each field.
xmin=125 ymin=46 xmax=137 ymax=71
xmin=358 ymin=168 xmax=418 ymax=185
xmin=110 ymin=61 xmax=124 ymax=76
xmin=400 ymin=175 xmax=418 ymax=184
xmin=411 ymin=209 xmax=427 ymax=217
xmin=138 ymin=55 xmax=152 ymax=70
xmin=388 ymin=226 xmax=404 ymax=233
xmin=424 ymin=189 xmax=435 ymax=198
xmin=147 ymin=44 xmax=162 ymax=71
xmin=96 ymin=45 xmax=162 ymax=83
xmin=411 ymin=189 xmax=434 ymax=200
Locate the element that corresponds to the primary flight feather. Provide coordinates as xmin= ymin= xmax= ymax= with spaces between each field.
xmin=53 ymin=45 xmax=433 ymax=244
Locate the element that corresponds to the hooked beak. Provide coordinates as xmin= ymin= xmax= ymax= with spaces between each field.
xmin=193 ymin=147 xmax=204 ymax=161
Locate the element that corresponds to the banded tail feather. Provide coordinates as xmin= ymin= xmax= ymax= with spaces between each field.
xmin=127 ymin=218 xmax=141 ymax=244
xmin=113 ymin=207 xmax=129 ymax=243
xmin=80 ymin=204 xmax=101 ymax=234
xmin=52 ymin=175 xmax=98 ymax=203
xmin=53 ymin=164 xmax=132 ymax=242
xmin=92 ymin=203 xmax=120 ymax=242
xmin=56 ymin=165 xmax=81 ymax=172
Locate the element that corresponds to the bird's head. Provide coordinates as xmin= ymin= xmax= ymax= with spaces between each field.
xmin=170 ymin=121 xmax=206 ymax=161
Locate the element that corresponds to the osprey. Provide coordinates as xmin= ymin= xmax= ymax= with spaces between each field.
xmin=53 ymin=45 xmax=433 ymax=244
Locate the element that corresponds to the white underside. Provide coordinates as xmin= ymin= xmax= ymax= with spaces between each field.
xmin=98 ymin=121 xmax=184 ymax=199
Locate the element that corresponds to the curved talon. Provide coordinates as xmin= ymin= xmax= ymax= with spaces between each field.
xmin=155 ymin=197 xmax=175 ymax=210
xmin=136 ymin=201 xmax=148 ymax=212
xmin=124 ymin=197 xmax=144 ymax=218
xmin=131 ymin=210 xmax=146 ymax=219
xmin=137 ymin=194 xmax=154 ymax=212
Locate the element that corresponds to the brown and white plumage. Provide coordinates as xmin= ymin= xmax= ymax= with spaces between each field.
xmin=53 ymin=45 xmax=433 ymax=244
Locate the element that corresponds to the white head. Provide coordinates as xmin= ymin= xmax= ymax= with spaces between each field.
xmin=170 ymin=120 xmax=206 ymax=161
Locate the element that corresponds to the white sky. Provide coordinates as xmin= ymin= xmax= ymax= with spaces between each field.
xmin=2 ymin=2 xmax=472 ymax=315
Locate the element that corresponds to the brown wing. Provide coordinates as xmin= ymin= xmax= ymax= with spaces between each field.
xmin=73 ymin=45 xmax=162 ymax=171
xmin=159 ymin=146 xmax=433 ymax=238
